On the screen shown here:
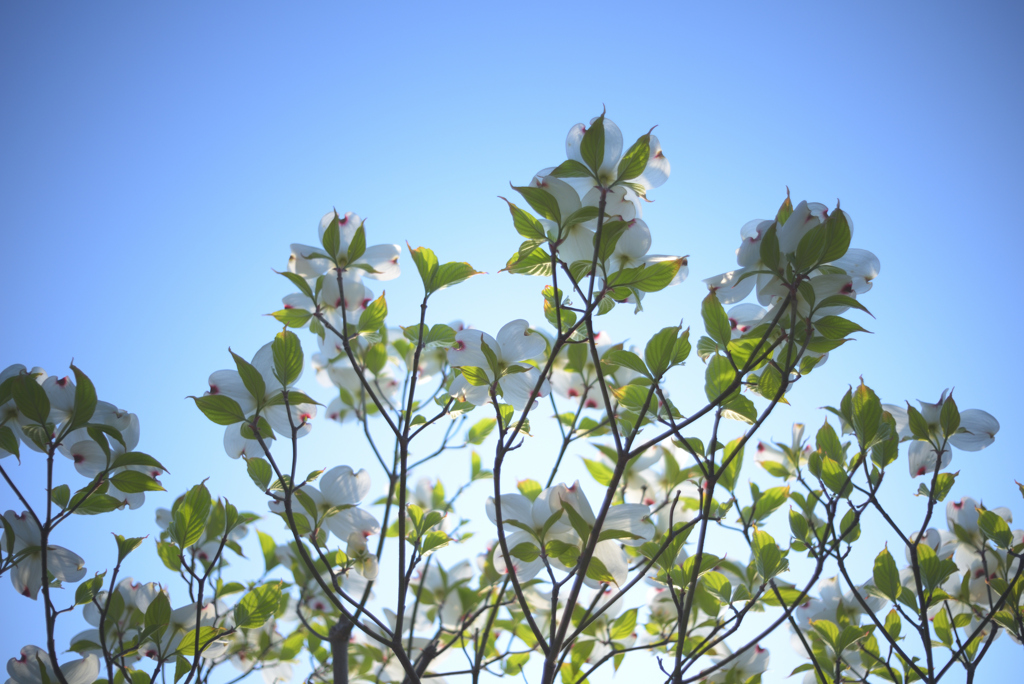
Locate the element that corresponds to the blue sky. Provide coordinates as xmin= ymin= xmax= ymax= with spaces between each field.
xmin=2 ymin=2 xmax=1022 ymax=681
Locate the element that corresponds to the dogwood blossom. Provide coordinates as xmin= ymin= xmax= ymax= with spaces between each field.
xmin=2 ymin=510 xmax=86 ymax=600
xmin=5 ymin=646 xmax=98 ymax=684
xmin=206 ymin=342 xmax=317 ymax=456
xmin=447 ymin=320 xmax=549 ymax=411
xmin=882 ymin=390 xmax=999 ymax=477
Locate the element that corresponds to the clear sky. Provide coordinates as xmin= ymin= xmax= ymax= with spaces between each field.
xmin=2 ymin=1 xmax=1022 ymax=682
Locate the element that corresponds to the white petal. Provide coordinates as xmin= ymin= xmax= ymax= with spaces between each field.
xmin=949 ymin=409 xmax=999 ymax=451
xmin=288 ymin=243 xmax=329 ymax=278
xmin=320 ymin=466 xmax=371 ymax=506
xmin=448 ymin=376 xmax=490 ymax=406
xmin=591 ymin=540 xmax=628 ymax=587
xmin=485 ymin=494 xmax=535 ymax=529
xmin=496 ymin=320 xmax=545 ymax=363
xmin=47 ymin=545 xmax=86 ymax=583
xmin=634 ymin=134 xmax=669 ymax=192
xmin=500 ymin=370 xmax=547 ymax=412
xmin=603 ymin=504 xmax=655 ymax=546
xmin=448 ymin=330 xmax=497 ymax=370
xmin=531 ymin=173 xmax=582 ymax=220
xmin=908 ymin=441 xmax=952 ymax=477
xmin=206 ymin=371 xmax=257 ymax=416
xmin=359 ymin=244 xmax=402 ymax=281
xmin=704 ymin=270 xmax=756 ymax=305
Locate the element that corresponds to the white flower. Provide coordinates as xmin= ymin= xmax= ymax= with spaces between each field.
xmin=410 ymin=560 xmax=476 ymax=629
xmin=795 ymin=576 xmax=883 ymax=630
xmin=704 ymin=200 xmax=878 ymax=314
xmin=2 ymin=511 xmax=86 ymax=599
xmin=703 ymin=644 xmax=769 ymax=683
xmin=487 ymin=481 xmax=655 ymax=587
xmin=564 ymin=116 xmax=670 ymax=199
xmin=447 ymin=320 xmax=550 ymax=411
xmin=882 ymin=391 xmax=999 ymax=477
xmin=6 ymin=646 xmax=98 ymax=684
xmin=207 ymin=342 xmax=318 ymax=456
xmin=268 ymin=466 xmax=380 ymax=545
xmin=755 ymin=423 xmax=810 ymax=481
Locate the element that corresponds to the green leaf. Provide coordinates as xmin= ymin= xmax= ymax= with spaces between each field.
xmin=512 ymin=185 xmax=561 ymax=224
xmin=794 ymin=223 xmax=827 ymax=271
xmin=549 ymin=159 xmax=593 ymax=178
xmin=817 ymin=294 xmax=873 ymax=318
xmin=644 ymin=326 xmax=681 ymax=379
xmin=502 ymin=198 xmax=547 ymax=239
xmin=234 ymin=582 xmax=283 ymax=629
xmin=851 ymin=380 xmax=882 ymax=448
xmin=467 ymin=418 xmax=496 ymax=445
xmin=616 ymin=132 xmax=651 ymax=182
xmin=190 ymin=395 xmax=246 ymax=426
xmin=752 ymin=486 xmax=790 ymax=522
xmin=814 ymin=316 xmax=869 ymax=340
xmin=75 ymin=573 xmax=106 ymax=605
xmin=717 ymin=438 xmax=745 ymax=492
xmin=421 ymin=530 xmax=450 ymax=556
xmin=110 ymin=471 xmax=165 ymax=494
xmin=562 ymin=502 xmax=592 ymax=546
xmin=873 ymin=547 xmax=902 ymax=602
xmin=245 ymin=457 xmax=271 ymax=491
xmin=702 ymin=292 xmax=732 ymax=347
xmin=696 ymin=335 xmax=720 ymax=361
xmin=358 ymin=294 xmax=387 ymax=333
xmin=503 ymin=246 xmax=553 ymax=277
xmin=363 ymin=343 xmax=387 ymax=375
xmin=347 ymin=223 xmax=366 ymax=263
xmin=112 ymin=535 xmax=145 ymax=564
xmin=459 ymin=367 xmax=492 ymax=387
xmin=752 ymin=529 xmax=787 ymax=580
xmin=410 ymin=244 xmax=439 ymax=290
xmin=156 ymin=541 xmax=181 ymax=572
xmin=940 ymin=395 xmax=960 ymax=440
xmin=722 ymin=395 xmax=757 ymax=424
xmin=258 ymin=530 xmax=278 ymax=573
xmin=820 ymin=457 xmax=852 ymax=497
xmin=672 ymin=329 xmax=692 ymax=366
xmin=0 ymin=425 xmax=18 ymax=459
xmin=270 ymin=308 xmax=312 ymax=328
xmin=582 ymin=458 xmax=614 ymax=487
xmin=68 ymin=364 xmax=98 ymax=432
xmin=110 ymin=452 xmax=166 ymax=472
xmin=510 ymin=541 xmax=539 ymax=562
xmin=277 ymin=269 xmax=314 ymax=300
xmin=321 ymin=212 xmax=341 ymax=260
xmin=978 ymin=509 xmax=1013 ymax=549
xmin=585 ymin=555 xmax=617 ymax=585
xmin=432 ymin=262 xmax=483 ymax=292
xmin=759 ymin=223 xmax=780 ymax=272
xmin=145 ymin=589 xmax=171 ymax=634
xmin=579 ymin=112 xmax=606 ymax=174
xmin=789 ymin=509 xmax=809 ymax=543
xmin=517 ymin=479 xmax=541 ymax=502
xmin=172 ymin=483 xmax=212 ymax=549
xmin=620 ymin=258 xmax=685 ymax=293
xmin=51 ymin=484 xmax=70 ymax=509
xmin=610 ymin=608 xmax=638 ymax=640
xmin=272 ymin=331 xmax=303 ymax=388
xmin=704 ymin=355 xmax=736 ymax=403
xmin=175 ymin=626 xmax=227 ymax=657
xmin=12 ymin=374 xmax=50 ymax=425
xmin=603 ymin=350 xmax=650 ymax=379
xmin=230 ymin=349 xmax=266 ymax=404
xmin=820 ymin=207 xmax=852 ymax=263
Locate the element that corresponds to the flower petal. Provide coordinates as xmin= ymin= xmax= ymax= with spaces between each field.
xmin=949 ymin=409 xmax=999 ymax=451
xmin=496 ymin=320 xmax=545 ymax=363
